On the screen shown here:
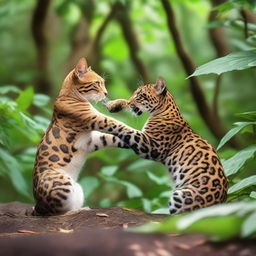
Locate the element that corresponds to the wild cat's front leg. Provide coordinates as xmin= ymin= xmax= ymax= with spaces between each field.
xmin=88 ymin=131 xmax=128 ymax=153
xmin=55 ymin=97 xmax=151 ymax=157
xmin=93 ymin=112 xmax=156 ymax=159
xmin=106 ymin=99 xmax=128 ymax=113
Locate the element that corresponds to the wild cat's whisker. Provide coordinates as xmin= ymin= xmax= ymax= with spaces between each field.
xmin=101 ymin=72 xmax=110 ymax=81
xmin=137 ymin=78 xmax=144 ymax=87
xmin=102 ymin=97 xmax=110 ymax=105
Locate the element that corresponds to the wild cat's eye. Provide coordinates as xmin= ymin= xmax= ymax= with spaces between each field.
xmin=136 ymin=93 xmax=142 ymax=99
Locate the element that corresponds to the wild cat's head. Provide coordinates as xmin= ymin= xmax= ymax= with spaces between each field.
xmin=60 ymin=58 xmax=107 ymax=102
xmin=107 ymin=77 xmax=168 ymax=115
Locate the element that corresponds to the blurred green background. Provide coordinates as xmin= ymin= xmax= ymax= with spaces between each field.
xmin=0 ymin=0 xmax=255 ymax=219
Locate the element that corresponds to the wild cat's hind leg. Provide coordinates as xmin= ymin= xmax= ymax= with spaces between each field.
xmin=34 ymin=171 xmax=84 ymax=216
xmin=169 ymin=187 xmax=198 ymax=215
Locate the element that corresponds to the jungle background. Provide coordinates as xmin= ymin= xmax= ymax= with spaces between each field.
xmin=0 ymin=0 xmax=256 ymax=240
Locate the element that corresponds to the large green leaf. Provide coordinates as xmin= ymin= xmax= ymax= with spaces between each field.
xmin=189 ymin=50 xmax=256 ymax=77
xmin=250 ymin=191 xmax=256 ymax=198
xmin=100 ymin=175 xmax=142 ymax=198
xmin=242 ymin=211 xmax=256 ymax=237
xmin=236 ymin=111 xmax=256 ymax=121
xmin=0 ymin=85 xmax=20 ymax=94
xmin=127 ymin=159 xmax=154 ymax=172
xmin=100 ymin=165 xmax=118 ymax=176
xmin=217 ymin=122 xmax=255 ymax=150
xmin=131 ymin=202 xmax=256 ymax=240
xmin=229 ymin=175 xmax=256 ymax=194
xmin=0 ymin=148 xmax=29 ymax=197
xmin=222 ymin=145 xmax=256 ymax=177
xmin=16 ymin=87 xmax=34 ymax=111
xmin=79 ymin=176 xmax=100 ymax=199
xmin=33 ymin=94 xmax=50 ymax=108
xmin=146 ymin=171 xmax=170 ymax=185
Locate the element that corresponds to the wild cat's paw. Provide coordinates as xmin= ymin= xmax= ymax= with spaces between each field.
xmin=106 ymin=99 xmax=128 ymax=113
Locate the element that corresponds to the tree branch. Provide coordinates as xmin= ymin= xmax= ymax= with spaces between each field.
xmin=65 ymin=2 xmax=118 ymax=74
xmin=208 ymin=0 xmax=231 ymax=122
xmin=115 ymin=2 xmax=150 ymax=85
xmin=31 ymin=0 xmax=52 ymax=94
xmin=208 ymin=0 xmax=231 ymax=57
xmin=93 ymin=3 xmax=119 ymax=49
xmin=241 ymin=9 xmax=249 ymax=38
xmin=212 ymin=75 xmax=221 ymax=120
xmin=161 ymin=0 xmax=240 ymax=148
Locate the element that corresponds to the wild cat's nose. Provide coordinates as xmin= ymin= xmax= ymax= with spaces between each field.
xmin=104 ymin=92 xmax=108 ymax=96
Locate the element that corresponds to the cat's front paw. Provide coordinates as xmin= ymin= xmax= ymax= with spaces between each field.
xmin=106 ymin=99 xmax=127 ymax=113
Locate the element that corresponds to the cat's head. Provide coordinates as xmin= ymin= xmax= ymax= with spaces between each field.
xmin=60 ymin=58 xmax=107 ymax=102
xmin=128 ymin=77 xmax=167 ymax=115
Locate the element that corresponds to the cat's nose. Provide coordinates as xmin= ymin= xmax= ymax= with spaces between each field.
xmin=104 ymin=92 xmax=108 ymax=96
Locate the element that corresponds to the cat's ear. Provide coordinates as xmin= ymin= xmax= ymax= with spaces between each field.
xmin=155 ymin=77 xmax=166 ymax=95
xmin=75 ymin=57 xmax=88 ymax=78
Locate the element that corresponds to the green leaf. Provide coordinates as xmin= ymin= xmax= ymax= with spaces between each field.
xmin=177 ymin=202 xmax=247 ymax=230
xmin=99 ymin=198 xmax=112 ymax=208
xmin=0 ymin=85 xmax=20 ymax=94
xmin=159 ymin=190 xmax=171 ymax=198
xmin=121 ymin=180 xmax=143 ymax=198
xmin=228 ymin=175 xmax=256 ymax=194
xmin=236 ymin=111 xmax=256 ymax=121
xmin=214 ymin=2 xmax=234 ymax=12
xmin=250 ymin=191 xmax=256 ymax=198
xmin=146 ymin=171 xmax=169 ymax=185
xmin=189 ymin=50 xmax=256 ymax=77
xmin=141 ymin=198 xmax=151 ymax=212
xmin=100 ymin=175 xmax=142 ymax=198
xmin=222 ymin=145 xmax=256 ymax=176
xmin=217 ymin=122 xmax=255 ymax=150
xmin=33 ymin=94 xmax=50 ymax=107
xmin=16 ymin=87 xmax=34 ymax=111
xmin=101 ymin=165 xmax=118 ymax=176
xmin=79 ymin=176 xmax=99 ymax=198
xmin=242 ymin=211 xmax=256 ymax=237
xmin=151 ymin=208 xmax=169 ymax=214
xmin=132 ymin=202 xmax=256 ymax=240
xmin=0 ymin=148 xmax=29 ymax=197
xmin=127 ymin=159 xmax=154 ymax=171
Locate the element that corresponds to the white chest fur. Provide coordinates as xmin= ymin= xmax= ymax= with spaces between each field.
xmin=56 ymin=132 xmax=93 ymax=181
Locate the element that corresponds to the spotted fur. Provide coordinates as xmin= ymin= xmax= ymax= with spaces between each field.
xmin=106 ymin=77 xmax=228 ymax=214
xmin=33 ymin=58 xmax=128 ymax=215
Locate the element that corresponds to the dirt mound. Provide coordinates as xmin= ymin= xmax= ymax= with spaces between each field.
xmin=0 ymin=202 xmax=255 ymax=256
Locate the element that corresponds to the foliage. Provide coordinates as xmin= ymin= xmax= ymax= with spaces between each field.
xmin=0 ymin=86 xmax=50 ymax=202
xmin=189 ymin=50 xmax=256 ymax=77
xmin=0 ymin=0 xmax=255 ymax=243
xmin=131 ymin=201 xmax=256 ymax=241
xmin=128 ymin=0 xmax=256 ymax=241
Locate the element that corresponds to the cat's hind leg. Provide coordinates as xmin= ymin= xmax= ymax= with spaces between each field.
xmin=169 ymin=187 xmax=199 ymax=215
xmin=34 ymin=171 xmax=84 ymax=216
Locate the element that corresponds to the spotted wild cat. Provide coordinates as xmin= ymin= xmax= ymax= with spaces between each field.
xmin=105 ymin=77 xmax=228 ymax=214
xmin=33 ymin=58 xmax=128 ymax=215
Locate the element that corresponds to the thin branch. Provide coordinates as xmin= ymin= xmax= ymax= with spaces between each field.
xmin=115 ymin=2 xmax=150 ymax=85
xmin=208 ymin=0 xmax=231 ymax=123
xmin=65 ymin=2 xmax=118 ymax=74
xmin=93 ymin=3 xmax=119 ymax=49
xmin=212 ymin=75 xmax=222 ymax=120
xmin=208 ymin=0 xmax=231 ymax=57
xmin=161 ymin=0 xmax=240 ymax=148
xmin=241 ymin=9 xmax=249 ymax=38
xmin=31 ymin=0 xmax=52 ymax=94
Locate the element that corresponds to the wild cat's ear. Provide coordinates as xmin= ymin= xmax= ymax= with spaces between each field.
xmin=155 ymin=77 xmax=167 ymax=95
xmin=75 ymin=57 xmax=88 ymax=78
